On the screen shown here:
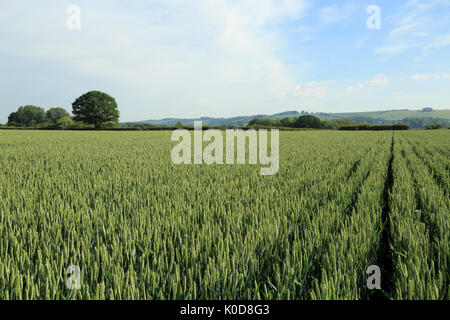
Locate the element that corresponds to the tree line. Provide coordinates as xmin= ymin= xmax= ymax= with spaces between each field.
xmin=5 ymin=91 xmax=120 ymax=129
xmin=249 ymin=115 xmax=341 ymax=129
xmin=248 ymin=115 xmax=411 ymax=130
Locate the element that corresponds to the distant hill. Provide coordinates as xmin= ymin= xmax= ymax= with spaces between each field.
xmin=122 ymin=111 xmax=301 ymax=127
xmin=315 ymin=109 xmax=450 ymax=128
xmin=122 ymin=109 xmax=450 ymax=128
xmin=315 ymin=109 xmax=450 ymax=121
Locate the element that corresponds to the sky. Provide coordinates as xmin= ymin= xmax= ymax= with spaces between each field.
xmin=0 ymin=0 xmax=450 ymax=123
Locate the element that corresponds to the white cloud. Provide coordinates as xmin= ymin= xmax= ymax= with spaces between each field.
xmin=319 ymin=4 xmax=354 ymax=24
xmin=375 ymin=0 xmax=450 ymax=57
xmin=291 ymin=75 xmax=390 ymax=101
xmin=423 ymin=33 xmax=450 ymax=51
xmin=411 ymin=74 xmax=431 ymax=80
xmin=411 ymin=73 xmax=450 ymax=80
xmin=375 ymin=46 xmax=408 ymax=55
xmin=366 ymin=74 xmax=390 ymax=86
xmin=355 ymin=38 xmax=367 ymax=49
xmin=339 ymin=74 xmax=389 ymax=96
xmin=294 ymin=80 xmax=335 ymax=98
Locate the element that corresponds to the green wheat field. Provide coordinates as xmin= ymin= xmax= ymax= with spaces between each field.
xmin=0 ymin=130 xmax=448 ymax=300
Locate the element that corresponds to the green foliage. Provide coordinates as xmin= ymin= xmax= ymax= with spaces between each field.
xmin=57 ymin=116 xmax=73 ymax=129
xmin=72 ymin=91 xmax=120 ymax=128
xmin=7 ymin=105 xmax=47 ymax=126
xmin=280 ymin=117 xmax=293 ymax=127
xmin=248 ymin=118 xmax=283 ymax=127
xmin=294 ymin=115 xmax=322 ymax=128
xmin=249 ymin=115 xmax=324 ymax=129
xmin=6 ymin=106 xmax=71 ymax=128
xmin=248 ymin=115 xmax=362 ymax=130
xmin=320 ymin=119 xmax=358 ymax=129
xmin=425 ymin=123 xmax=444 ymax=130
xmin=339 ymin=124 xmax=410 ymax=131
xmin=46 ymin=108 xmax=71 ymax=123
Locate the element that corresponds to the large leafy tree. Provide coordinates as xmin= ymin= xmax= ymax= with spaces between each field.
xmin=72 ymin=91 xmax=120 ymax=128
xmin=294 ymin=115 xmax=323 ymax=129
xmin=46 ymin=108 xmax=70 ymax=123
xmin=7 ymin=105 xmax=46 ymax=126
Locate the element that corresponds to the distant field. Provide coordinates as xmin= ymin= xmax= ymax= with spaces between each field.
xmin=0 ymin=130 xmax=448 ymax=300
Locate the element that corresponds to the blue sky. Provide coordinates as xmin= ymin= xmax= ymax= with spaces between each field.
xmin=1 ymin=0 xmax=449 ymax=122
